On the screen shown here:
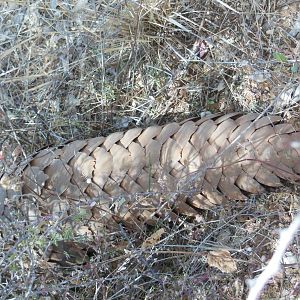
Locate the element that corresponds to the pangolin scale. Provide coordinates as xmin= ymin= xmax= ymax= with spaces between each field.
xmin=20 ymin=112 xmax=300 ymax=238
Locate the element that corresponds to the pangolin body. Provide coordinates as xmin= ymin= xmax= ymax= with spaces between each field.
xmin=21 ymin=112 xmax=300 ymax=234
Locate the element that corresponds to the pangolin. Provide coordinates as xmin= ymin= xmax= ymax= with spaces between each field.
xmin=1 ymin=111 xmax=298 ymax=264
xmin=19 ymin=112 xmax=300 ymax=238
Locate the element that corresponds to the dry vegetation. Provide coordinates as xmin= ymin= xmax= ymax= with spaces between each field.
xmin=0 ymin=0 xmax=300 ymax=299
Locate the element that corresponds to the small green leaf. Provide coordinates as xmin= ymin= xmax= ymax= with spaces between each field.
xmin=273 ymin=52 xmax=288 ymax=63
xmin=291 ymin=64 xmax=298 ymax=74
xmin=207 ymin=99 xmax=215 ymax=105
xmin=62 ymin=226 xmax=74 ymax=240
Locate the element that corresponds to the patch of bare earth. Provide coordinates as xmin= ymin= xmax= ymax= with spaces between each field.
xmin=0 ymin=1 xmax=299 ymax=299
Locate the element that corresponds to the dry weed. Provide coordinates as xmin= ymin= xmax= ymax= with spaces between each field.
xmin=0 ymin=0 xmax=299 ymax=299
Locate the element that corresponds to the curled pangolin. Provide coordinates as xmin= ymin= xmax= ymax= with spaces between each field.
xmin=11 ymin=112 xmax=300 ymax=263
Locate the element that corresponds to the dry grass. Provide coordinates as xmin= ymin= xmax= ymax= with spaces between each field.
xmin=0 ymin=0 xmax=300 ymax=299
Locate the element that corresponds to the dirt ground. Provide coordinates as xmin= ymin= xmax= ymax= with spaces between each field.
xmin=0 ymin=1 xmax=300 ymax=299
